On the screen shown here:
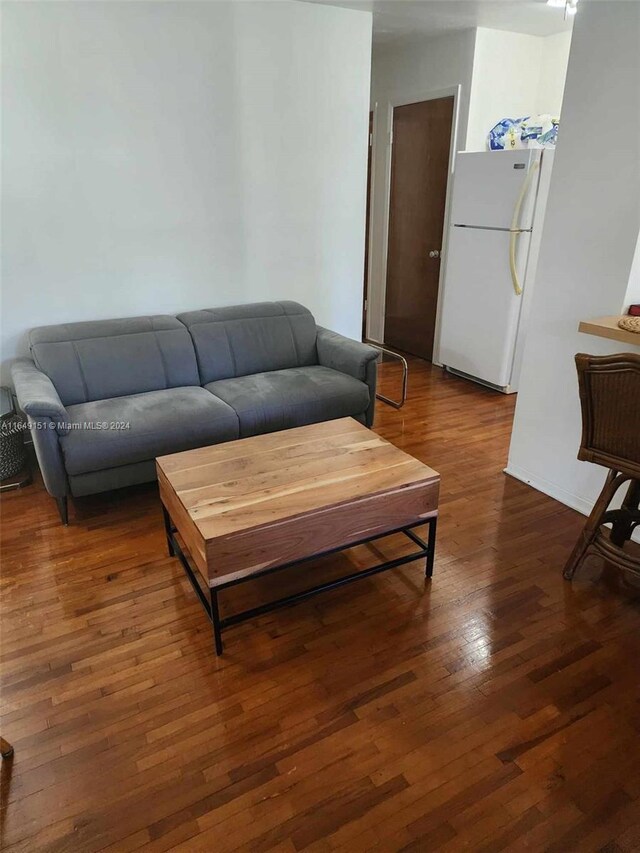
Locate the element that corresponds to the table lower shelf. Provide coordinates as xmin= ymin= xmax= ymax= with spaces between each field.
xmin=161 ymin=506 xmax=437 ymax=655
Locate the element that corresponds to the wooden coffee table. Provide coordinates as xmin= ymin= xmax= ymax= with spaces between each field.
xmin=156 ymin=418 xmax=440 ymax=654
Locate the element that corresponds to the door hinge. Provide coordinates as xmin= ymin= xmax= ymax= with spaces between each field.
xmin=364 ymin=298 xmax=368 ymax=311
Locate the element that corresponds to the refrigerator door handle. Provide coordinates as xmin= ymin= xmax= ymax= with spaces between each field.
xmin=509 ymin=231 xmax=524 ymax=296
xmin=509 ymin=160 xmax=540 ymax=295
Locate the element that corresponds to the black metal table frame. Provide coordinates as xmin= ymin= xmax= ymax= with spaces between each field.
xmin=162 ymin=506 xmax=437 ymax=655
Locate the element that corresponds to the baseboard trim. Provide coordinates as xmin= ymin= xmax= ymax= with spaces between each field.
xmin=505 ymin=464 xmax=640 ymax=544
xmin=504 ymin=464 xmax=593 ymax=517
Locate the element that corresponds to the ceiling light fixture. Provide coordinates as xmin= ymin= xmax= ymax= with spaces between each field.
xmin=547 ymin=0 xmax=579 ymax=17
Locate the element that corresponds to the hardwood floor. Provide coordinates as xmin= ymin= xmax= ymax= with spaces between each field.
xmin=2 ymin=360 xmax=640 ymax=852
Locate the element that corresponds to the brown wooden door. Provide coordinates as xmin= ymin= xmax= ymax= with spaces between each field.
xmin=384 ymin=96 xmax=454 ymax=360
xmin=362 ymin=111 xmax=373 ymax=340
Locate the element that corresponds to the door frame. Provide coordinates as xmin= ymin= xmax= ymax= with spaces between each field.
xmin=362 ymin=111 xmax=374 ymax=340
xmin=366 ymin=85 xmax=460 ymax=362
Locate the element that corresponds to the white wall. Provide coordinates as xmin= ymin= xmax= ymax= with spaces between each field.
xmin=507 ymin=0 xmax=640 ymax=515
xmin=367 ymin=29 xmax=476 ymax=340
xmin=466 ymin=27 xmax=572 ymax=152
xmin=466 ymin=29 xmax=542 ymax=153
xmin=1 ymin=1 xmax=372 ymax=381
xmin=537 ymin=30 xmax=573 ymax=116
xmin=624 ymin=233 xmax=640 ymax=309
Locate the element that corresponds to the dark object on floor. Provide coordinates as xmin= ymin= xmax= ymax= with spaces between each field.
xmin=0 ymin=386 xmax=31 ymax=491
xmin=1 ymin=736 xmax=14 ymax=760
xmin=564 ymin=352 xmax=640 ymax=581
xmin=628 ymin=304 xmax=640 ymax=316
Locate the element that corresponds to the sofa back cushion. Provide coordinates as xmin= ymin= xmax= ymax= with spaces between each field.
xmin=177 ymin=301 xmax=318 ymax=383
xmin=30 ymin=316 xmax=200 ymax=405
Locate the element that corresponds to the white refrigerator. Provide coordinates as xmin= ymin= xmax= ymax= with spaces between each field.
xmin=437 ymin=148 xmax=554 ymax=393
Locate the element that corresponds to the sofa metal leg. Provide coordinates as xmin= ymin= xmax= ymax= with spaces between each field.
xmin=56 ymin=496 xmax=69 ymax=525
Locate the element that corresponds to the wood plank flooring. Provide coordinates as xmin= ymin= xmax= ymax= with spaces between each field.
xmin=2 ymin=360 xmax=640 ymax=852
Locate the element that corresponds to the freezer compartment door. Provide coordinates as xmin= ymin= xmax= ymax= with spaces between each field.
xmin=450 ymin=150 xmax=540 ymax=230
xmin=438 ymin=226 xmax=531 ymax=389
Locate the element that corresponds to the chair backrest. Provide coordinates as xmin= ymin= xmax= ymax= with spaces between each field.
xmin=30 ymin=316 xmax=200 ymax=405
xmin=177 ymin=301 xmax=318 ymax=384
xmin=575 ymin=352 xmax=640 ymax=479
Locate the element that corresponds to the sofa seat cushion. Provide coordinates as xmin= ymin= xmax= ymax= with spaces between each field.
xmin=205 ymin=366 xmax=370 ymax=438
xmin=61 ymin=387 xmax=239 ymax=476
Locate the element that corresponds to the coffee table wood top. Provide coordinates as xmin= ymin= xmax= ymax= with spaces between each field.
xmin=157 ymin=418 xmax=439 ymax=586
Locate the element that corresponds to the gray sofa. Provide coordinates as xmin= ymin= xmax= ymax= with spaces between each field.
xmin=11 ymin=301 xmax=378 ymax=523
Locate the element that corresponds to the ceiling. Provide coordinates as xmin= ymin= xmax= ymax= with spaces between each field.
xmin=303 ymin=0 xmax=574 ymax=45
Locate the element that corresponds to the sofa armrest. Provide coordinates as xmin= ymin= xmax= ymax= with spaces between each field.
xmin=11 ymin=359 xmax=70 ymax=498
xmin=316 ymin=327 xmax=379 ymax=382
xmin=11 ymin=358 xmax=69 ymax=434
xmin=316 ymin=327 xmax=379 ymax=427
xmin=29 ymin=417 xmax=70 ymax=499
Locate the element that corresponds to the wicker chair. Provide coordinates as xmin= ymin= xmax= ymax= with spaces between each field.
xmin=564 ymin=352 xmax=640 ymax=581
